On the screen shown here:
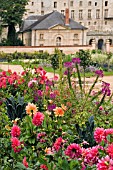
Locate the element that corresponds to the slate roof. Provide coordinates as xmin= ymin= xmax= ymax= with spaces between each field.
xmin=20 ymin=11 xmax=87 ymax=32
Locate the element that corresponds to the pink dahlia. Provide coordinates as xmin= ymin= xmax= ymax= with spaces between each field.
xmin=82 ymin=146 xmax=99 ymax=165
xmin=94 ymin=128 xmax=105 ymax=143
xmin=32 ymin=112 xmax=44 ymax=126
xmin=97 ymin=156 xmax=113 ymax=170
xmin=65 ymin=143 xmax=82 ymax=159
xmin=11 ymin=137 xmax=22 ymax=153
xmin=53 ymin=137 xmax=63 ymax=152
xmin=40 ymin=164 xmax=48 ymax=170
xmin=106 ymin=144 xmax=113 ymax=159
xmin=11 ymin=125 xmax=21 ymax=137
xmin=23 ymin=157 xmax=28 ymax=168
xmin=105 ymin=129 xmax=113 ymax=136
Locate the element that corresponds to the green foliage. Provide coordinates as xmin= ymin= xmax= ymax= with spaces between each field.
xmin=0 ymin=0 xmax=28 ymax=45
xmin=51 ymin=49 xmax=60 ymax=72
xmin=76 ymin=50 xmax=92 ymax=70
xmin=5 ymin=95 xmax=27 ymax=120
xmin=75 ymin=116 xmax=96 ymax=147
xmin=0 ymin=38 xmax=24 ymax=46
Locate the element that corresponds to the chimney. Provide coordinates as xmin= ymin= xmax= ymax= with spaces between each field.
xmin=65 ymin=8 xmax=69 ymax=25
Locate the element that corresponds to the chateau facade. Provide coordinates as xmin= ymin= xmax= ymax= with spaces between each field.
xmin=24 ymin=0 xmax=113 ymax=50
xmin=20 ymin=10 xmax=87 ymax=46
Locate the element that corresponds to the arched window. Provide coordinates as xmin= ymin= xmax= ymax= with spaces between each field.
xmin=56 ymin=37 xmax=61 ymax=46
xmin=98 ymin=39 xmax=104 ymax=50
xmin=74 ymin=34 xmax=78 ymax=39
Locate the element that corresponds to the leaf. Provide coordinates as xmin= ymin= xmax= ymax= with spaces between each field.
xmin=15 ymin=162 xmax=26 ymax=169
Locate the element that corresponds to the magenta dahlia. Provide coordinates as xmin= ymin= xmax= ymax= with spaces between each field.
xmin=11 ymin=125 xmax=21 ymax=137
xmin=65 ymin=143 xmax=82 ymax=159
xmin=32 ymin=112 xmax=44 ymax=126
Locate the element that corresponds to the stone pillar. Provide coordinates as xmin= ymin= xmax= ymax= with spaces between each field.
xmin=106 ymin=39 xmax=110 ymax=53
xmin=31 ymin=30 xmax=35 ymax=46
xmin=91 ymin=39 xmax=96 ymax=50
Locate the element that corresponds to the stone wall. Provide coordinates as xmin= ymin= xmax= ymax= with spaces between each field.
xmin=0 ymin=45 xmax=93 ymax=54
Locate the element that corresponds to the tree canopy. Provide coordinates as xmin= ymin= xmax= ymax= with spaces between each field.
xmin=0 ymin=0 xmax=29 ymax=45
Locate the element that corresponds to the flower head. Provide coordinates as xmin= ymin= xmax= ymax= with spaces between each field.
xmin=102 ymin=81 xmax=111 ymax=96
xmin=82 ymin=146 xmax=99 ymax=165
xmin=32 ymin=112 xmax=44 ymax=126
xmin=94 ymin=128 xmax=105 ymax=143
xmin=106 ymin=144 xmax=113 ymax=159
xmin=64 ymin=62 xmax=72 ymax=68
xmin=53 ymin=137 xmax=63 ymax=152
xmin=45 ymin=147 xmax=53 ymax=155
xmin=47 ymin=104 xmax=56 ymax=111
xmin=72 ymin=58 xmax=81 ymax=64
xmin=11 ymin=137 xmax=22 ymax=153
xmin=11 ymin=125 xmax=21 ymax=137
xmin=28 ymin=79 xmax=37 ymax=88
xmin=26 ymin=103 xmax=37 ymax=116
xmin=23 ymin=157 xmax=28 ymax=168
xmin=40 ymin=164 xmax=48 ymax=170
xmin=53 ymin=107 xmax=64 ymax=117
xmin=97 ymin=156 xmax=113 ymax=170
xmin=95 ymin=70 xmax=103 ymax=77
xmin=65 ymin=143 xmax=82 ymax=159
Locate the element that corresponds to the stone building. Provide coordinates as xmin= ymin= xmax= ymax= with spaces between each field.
xmin=19 ymin=9 xmax=87 ymax=46
xmin=24 ymin=0 xmax=113 ymax=50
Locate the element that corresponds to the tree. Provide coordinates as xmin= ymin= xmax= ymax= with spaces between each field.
xmin=0 ymin=0 xmax=28 ymax=45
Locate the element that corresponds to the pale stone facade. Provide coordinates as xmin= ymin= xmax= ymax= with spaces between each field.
xmin=20 ymin=10 xmax=87 ymax=46
xmin=24 ymin=0 xmax=113 ymax=50
xmin=20 ymin=26 xmax=86 ymax=46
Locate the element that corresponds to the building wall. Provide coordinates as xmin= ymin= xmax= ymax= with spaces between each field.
xmin=0 ymin=45 xmax=94 ymax=54
xmin=21 ymin=27 xmax=87 ymax=46
xmin=24 ymin=0 xmax=113 ymax=49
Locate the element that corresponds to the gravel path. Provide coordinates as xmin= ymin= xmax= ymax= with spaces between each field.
xmin=0 ymin=64 xmax=113 ymax=91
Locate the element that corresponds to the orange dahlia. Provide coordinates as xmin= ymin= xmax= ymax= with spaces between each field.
xmin=53 ymin=107 xmax=64 ymax=117
xmin=26 ymin=103 xmax=37 ymax=116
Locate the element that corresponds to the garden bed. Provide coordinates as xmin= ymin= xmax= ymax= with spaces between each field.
xmin=0 ymin=56 xmax=113 ymax=170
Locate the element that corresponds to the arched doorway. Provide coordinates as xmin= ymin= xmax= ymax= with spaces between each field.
xmin=89 ymin=39 xmax=93 ymax=45
xmin=98 ymin=39 xmax=104 ymax=50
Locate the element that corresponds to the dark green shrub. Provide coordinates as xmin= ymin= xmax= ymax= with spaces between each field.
xmin=74 ymin=116 xmax=96 ymax=147
xmin=5 ymin=96 xmax=27 ymax=121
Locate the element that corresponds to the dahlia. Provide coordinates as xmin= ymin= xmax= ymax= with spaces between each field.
xmin=105 ymin=129 xmax=113 ymax=136
xmin=23 ymin=157 xmax=28 ymax=168
xmin=11 ymin=137 xmax=22 ymax=153
xmin=53 ymin=107 xmax=64 ymax=117
xmin=53 ymin=137 xmax=63 ymax=152
xmin=26 ymin=103 xmax=37 ymax=116
xmin=82 ymin=146 xmax=99 ymax=165
xmin=106 ymin=144 xmax=113 ymax=159
xmin=45 ymin=147 xmax=54 ymax=155
xmin=40 ymin=164 xmax=48 ymax=170
xmin=97 ymin=156 xmax=113 ymax=170
xmin=11 ymin=125 xmax=21 ymax=137
xmin=94 ymin=128 xmax=105 ymax=143
xmin=32 ymin=112 xmax=44 ymax=126
xmin=65 ymin=143 xmax=82 ymax=159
